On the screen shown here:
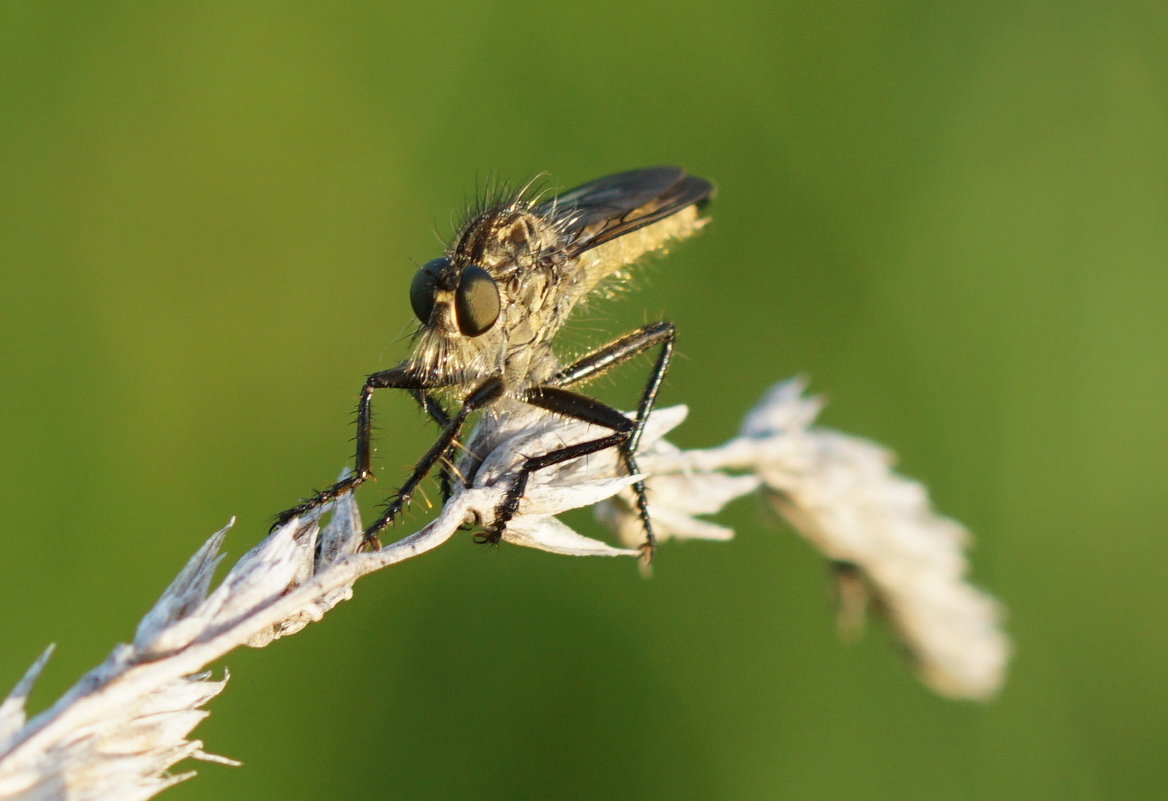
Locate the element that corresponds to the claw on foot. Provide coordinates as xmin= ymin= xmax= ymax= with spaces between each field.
xmin=472 ymin=528 xmax=502 ymax=546
xmin=637 ymin=541 xmax=655 ymax=576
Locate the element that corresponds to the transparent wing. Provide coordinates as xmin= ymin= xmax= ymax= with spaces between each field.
xmin=535 ymin=167 xmax=715 ymax=257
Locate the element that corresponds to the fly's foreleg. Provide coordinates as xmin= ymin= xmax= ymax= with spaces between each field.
xmin=272 ymin=366 xmax=429 ymax=530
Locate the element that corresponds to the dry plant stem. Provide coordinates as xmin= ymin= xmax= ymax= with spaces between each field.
xmin=0 ymin=378 xmax=1011 ymax=800
xmin=0 ymin=491 xmax=485 ymax=801
xmin=5 ymin=495 xmax=469 ymax=748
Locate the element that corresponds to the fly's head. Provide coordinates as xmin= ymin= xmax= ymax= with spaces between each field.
xmin=406 ymin=202 xmax=570 ymax=388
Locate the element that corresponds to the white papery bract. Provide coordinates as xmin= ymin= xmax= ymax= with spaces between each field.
xmin=582 ymin=404 xmax=757 ymax=546
xmin=730 ymin=379 xmax=1010 ymax=699
xmin=472 ymin=402 xmax=759 ymax=556
xmin=549 ymin=380 xmax=1009 ymax=700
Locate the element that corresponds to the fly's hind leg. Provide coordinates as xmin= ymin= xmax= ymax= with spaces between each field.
xmin=545 ymin=321 xmax=676 ymax=562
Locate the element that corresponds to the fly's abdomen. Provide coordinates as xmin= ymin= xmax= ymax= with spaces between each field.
xmin=574 ymin=206 xmax=708 ymax=298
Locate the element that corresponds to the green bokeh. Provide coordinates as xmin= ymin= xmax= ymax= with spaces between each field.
xmin=2 ymin=2 xmax=1164 ymax=799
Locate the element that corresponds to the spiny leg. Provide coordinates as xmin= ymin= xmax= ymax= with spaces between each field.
xmin=549 ymin=321 xmax=675 ymax=391
xmin=482 ymin=430 xmax=630 ymax=543
xmin=361 ymin=375 xmax=504 ymax=547
xmin=483 ymin=385 xmax=636 ymax=542
xmin=546 ymin=321 xmax=676 ymax=561
xmin=272 ymin=366 xmax=438 ymax=530
xmin=411 ymin=389 xmax=458 ymax=503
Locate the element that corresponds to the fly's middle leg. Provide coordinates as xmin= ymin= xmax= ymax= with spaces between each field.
xmin=360 ymin=375 xmax=504 ymax=547
xmin=480 ymin=429 xmax=631 ymax=545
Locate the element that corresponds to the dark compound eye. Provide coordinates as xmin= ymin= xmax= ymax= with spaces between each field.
xmin=454 ymin=265 xmax=501 ymax=337
xmin=410 ymin=258 xmax=447 ymax=324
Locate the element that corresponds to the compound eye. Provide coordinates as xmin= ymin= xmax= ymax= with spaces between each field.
xmin=454 ymin=265 xmax=501 ymax=337
xmin=410 ymin=258 xmax=447 ymax=324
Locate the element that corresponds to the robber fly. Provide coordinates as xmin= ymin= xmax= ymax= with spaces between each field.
xmin=274 ymin=166 xmax=714 ymax=562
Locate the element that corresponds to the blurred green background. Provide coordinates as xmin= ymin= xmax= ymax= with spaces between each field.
xmin=2 ymin=1 xmax=1165 ymax=799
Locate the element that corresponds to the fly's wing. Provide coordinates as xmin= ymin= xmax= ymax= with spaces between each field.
xmin=535 ymin=167 xmax=715 ymax=257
